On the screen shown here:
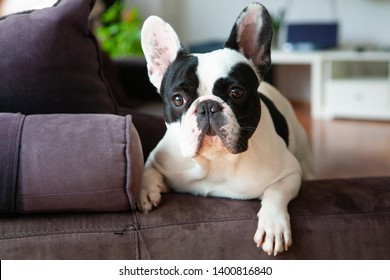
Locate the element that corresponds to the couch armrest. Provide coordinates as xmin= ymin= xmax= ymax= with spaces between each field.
xmin=0 ymin=113 xmax=143 ymax=215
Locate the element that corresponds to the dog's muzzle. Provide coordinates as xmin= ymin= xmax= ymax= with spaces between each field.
xmin=196 ymin=100 xmax=225 ymax=137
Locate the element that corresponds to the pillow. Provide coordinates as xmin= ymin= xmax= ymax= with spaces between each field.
xmin=0 ymin=0 xmax=117 ymax=114
xmin=0 ymin=113 xmax=143 ymax=215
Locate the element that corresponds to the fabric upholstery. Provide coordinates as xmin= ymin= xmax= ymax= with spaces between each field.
xmin=0 ymin=113 xmax=24 ymax=215
xmin=0 ymin=212 xmax=139 ymax=259
xmin=0 ymin=113 xmax=143 ymax=214
xmin=136 ymin=177 xmax=390 ymax=260
xmin=0 ymin=0 xmax=117 ymax=114
xmin=1 ymin=177 xmax=389 ymax=259
xmin=119 ymin=108 xmax=166 ymax=161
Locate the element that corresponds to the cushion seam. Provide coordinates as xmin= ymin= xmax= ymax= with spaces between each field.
xmin=291 ymin=210 xmax=390 ymax=219
xmin=0 ymin=227 xmax=136 ymax=240
xmin=139 ymin=210 xmax=390 ymax=229
xmin=140 ymin=216 xmax=256 ymax=229
xmin=16 ymin=187 xmax=126 ymax=197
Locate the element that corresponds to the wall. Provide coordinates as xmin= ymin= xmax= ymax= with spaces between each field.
xmin=1 ymin=0 xmax=57 ymax=15
xmin=128 ymin=0 xmax=390 ymax=49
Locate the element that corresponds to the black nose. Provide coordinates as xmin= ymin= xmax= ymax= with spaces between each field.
xmin=196 ymin=100 xmax=222 ymax=115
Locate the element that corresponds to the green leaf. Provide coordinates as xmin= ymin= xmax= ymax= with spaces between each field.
xmin=95 ymin=1 xmax=143 ymax=57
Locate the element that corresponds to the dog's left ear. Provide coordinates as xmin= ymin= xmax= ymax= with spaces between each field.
xmin=141 ymin=16 xmax=183 ymax=92
xmin=225 ymin=3 xmax=273 ymax=78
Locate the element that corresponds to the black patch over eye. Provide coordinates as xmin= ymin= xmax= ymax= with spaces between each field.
xmin=171 ymin=94 xmax=186 ymax=107
xmin=160 ymin=53 xmax=199 ymax=124
xmin=229 ymin=86 xmax=245 ymax=99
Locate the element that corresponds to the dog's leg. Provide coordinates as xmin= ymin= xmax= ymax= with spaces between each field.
xmin=137 ymin=165 xmax=168 ymax=213
xmin=254 ymin=172 xmax=301 ymax=256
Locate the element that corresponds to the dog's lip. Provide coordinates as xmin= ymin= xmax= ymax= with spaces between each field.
xmin=193 ymin=124 xmax=213 ymax=156
xmin=195 ymin=133 xmax=223 ymax=156
xmin=194 ymin=124 xmax=233 ymax=156
xmin=206 ymin=126 xmax=217 ymax=136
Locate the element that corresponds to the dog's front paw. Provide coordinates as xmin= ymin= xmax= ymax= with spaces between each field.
xmin=254 ymin=206 xmax=292 ymax=256
xmin=137 ymin=170 xmax=168 ymax=213
xmin=137 ymin=183 xmax=166 ymax=213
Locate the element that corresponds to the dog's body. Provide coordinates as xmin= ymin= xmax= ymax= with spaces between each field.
xmin=138 ymin=3 xmax=314 ymax=256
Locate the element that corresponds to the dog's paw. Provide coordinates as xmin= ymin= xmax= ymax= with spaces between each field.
xmin=137 ymin=173 xmax=168 ymax=213
xmin=254 ymin=206 xmax=292 ymax=256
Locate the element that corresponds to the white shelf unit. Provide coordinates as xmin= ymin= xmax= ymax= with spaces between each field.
xmin=272 ymin=50 xmax=390 ymax=120
xmin=323 ymin=53 xmax=390 ymax=120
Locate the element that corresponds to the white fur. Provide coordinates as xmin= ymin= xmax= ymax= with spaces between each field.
xmin=141 ymin=16 xmax=181 ymax=90
xmin=138 ymin=5 xmax=315 ymax=256
xmin=194 ymin=49 xmax=260 ymax=96
xmin=141 ymin=81 xmax=313 ymax=197
xmin=138 ymin=80 xmax=315 ymax=256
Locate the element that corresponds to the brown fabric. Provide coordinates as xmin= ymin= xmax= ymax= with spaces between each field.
xmin=0 ymin=212 xmax=139 ymax=259
xmin=0 ymin=113 xmax=25 ymax=215
xmin=0 ymin=0 xmax=117 ymax=114
xmin=1 ymin=177 xmax=389 ymax=259
xmin=0 ymin=113 xmax=143 ymax=214
xmin=119 ymin=108 xmax=166 ymax=161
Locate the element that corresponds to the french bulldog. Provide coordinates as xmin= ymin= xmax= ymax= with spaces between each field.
xmin=137 ymin=2 xmax=315 ymax=256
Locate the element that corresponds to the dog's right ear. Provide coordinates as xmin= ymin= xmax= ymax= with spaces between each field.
xmin=141 ymin=16 xmax=182 ymax=92
xmin=224 ymin=3 xmax=273 ymax=79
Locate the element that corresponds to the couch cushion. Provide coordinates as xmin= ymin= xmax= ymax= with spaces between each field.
xmin=135 ymin=177 xmax=390 ymax=259
xmin=0 ymin=212 xmax=140 ymax=259
xmin=1 ymin=177 xmax=389 ymax=259
xmin=0 ymin=113 xmax=143 ymax=214
xmin=0 ymin=114 xmax=24 ymax=215
xmin=0 ymin=0 xmax=117 ymax=114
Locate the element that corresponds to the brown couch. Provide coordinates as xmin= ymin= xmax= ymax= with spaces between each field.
xmin=1 ymin=177 xmax=390 ymax=259
xmin=1 ymin=0 xmax=390 ymax=260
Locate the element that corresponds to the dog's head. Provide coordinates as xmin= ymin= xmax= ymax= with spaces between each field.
xmin=141 ymin=3 xmax=273 ymax=159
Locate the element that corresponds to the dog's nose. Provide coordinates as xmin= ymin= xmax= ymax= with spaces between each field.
xmin=196 ymin=100 xmax=222 ymax=115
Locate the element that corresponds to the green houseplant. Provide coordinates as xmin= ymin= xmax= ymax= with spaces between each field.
xmin=95 ymin=1 xmax=143 ymax=57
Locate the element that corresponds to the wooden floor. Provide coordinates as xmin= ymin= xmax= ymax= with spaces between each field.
xmin=293 ymin=102 xmax=390 ymax=179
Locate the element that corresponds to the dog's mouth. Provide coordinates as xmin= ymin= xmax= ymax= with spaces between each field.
xmin=205 ymin=126 xmax=217 ymax=137
xmin=179 ymin=97 xmax=245 ymax=158
xmin=195 ymin=120 xmax=239 ymax=156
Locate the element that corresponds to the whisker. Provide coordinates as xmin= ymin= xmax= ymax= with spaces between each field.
xmin=240 ymin=126 xmax=257 ymax=132
xmin=236 ymin=115 xmax=249 ymax=121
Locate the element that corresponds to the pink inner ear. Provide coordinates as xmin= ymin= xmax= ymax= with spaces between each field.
xmin=236 ymin=5 xmax=265 ymax=64
xmin=150 ymin=31 xmax=177 ymax=72
xmin=241 ymin=7 xmax=260 ymax=27
xmin=238 ymin=22 xmax=258 ymax=59
xmin=142 ymin=17 xmax=181 ymax=88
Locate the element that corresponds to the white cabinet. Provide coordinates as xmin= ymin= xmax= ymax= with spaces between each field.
xmin=323 ymin=54 xmax=390 ymax=120
xmin=272 ymin=51 xmax=390 ymax=120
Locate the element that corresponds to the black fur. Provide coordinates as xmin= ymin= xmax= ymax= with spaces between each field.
xmin=161 ymin=56 xmax=262 ymax=154
xmin=160 ymin=50 xmax=199 ymax=123
xmin=224 ymin=3 xmax=273 ymax=78
xmin=259 ymin=93 xmax=289 ymax=146
xmin=213 ymin=63 xmax=261 ymax=152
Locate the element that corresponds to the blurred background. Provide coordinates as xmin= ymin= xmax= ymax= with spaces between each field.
xmin=2 ymin=0 xmax=390 ymax=49
xmin=126 ymin=0 xmax=390 ymax=50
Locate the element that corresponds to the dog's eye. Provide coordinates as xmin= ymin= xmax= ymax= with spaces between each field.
xmin=229 ymin=86 xmax=245 ymax=99
xmin=171 ymin=94 xmax=186 ymax=107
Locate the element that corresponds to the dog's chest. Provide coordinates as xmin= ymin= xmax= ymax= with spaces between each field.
xmin=163 ymin=154 xmax=271 ymax=200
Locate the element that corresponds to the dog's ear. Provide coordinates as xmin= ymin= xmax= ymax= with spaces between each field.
xmin=225 ymin=3 xmax=273 ymax=78
xmin=141 ymin=16 xmax=183 ymax=91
